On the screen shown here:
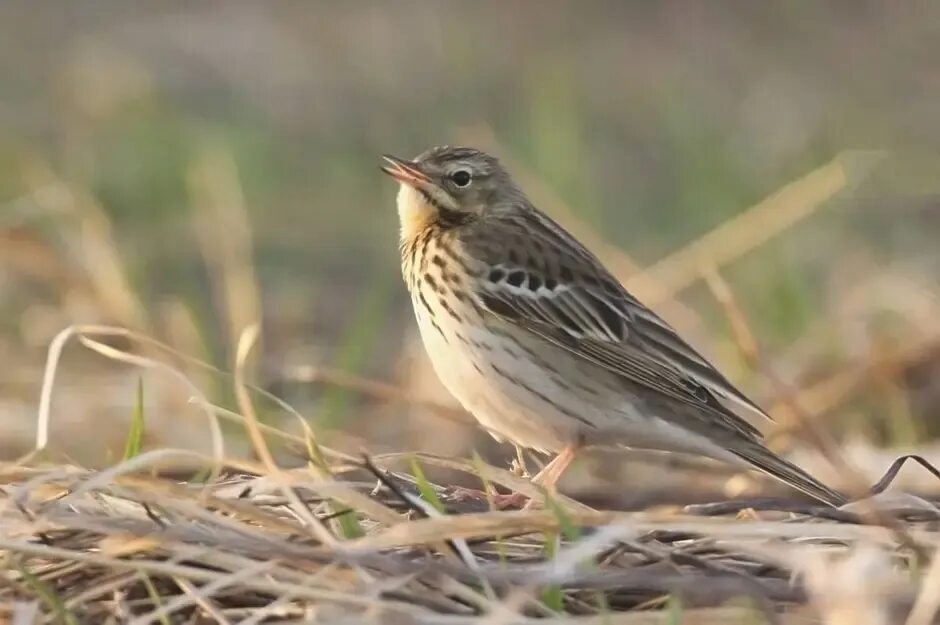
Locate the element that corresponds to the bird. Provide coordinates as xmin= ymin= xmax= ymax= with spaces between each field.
xmin=380 ymin=145 xmax=845 ymax=508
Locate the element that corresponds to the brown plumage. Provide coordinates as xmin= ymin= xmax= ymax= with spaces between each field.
xmin=382 ymin=146 xmax=845 ymax=507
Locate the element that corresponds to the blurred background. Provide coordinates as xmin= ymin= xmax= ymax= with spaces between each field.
xmin=1 ymin=2 xmax=939 ymax=505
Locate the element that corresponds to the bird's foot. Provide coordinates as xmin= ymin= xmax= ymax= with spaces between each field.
xmin=510 ymin=445 xmax=532 ymax=478
xmin=447 ymin=486 xmax=530 ymax=510
xmin=493 ymin=492 xmax=530 ymax=509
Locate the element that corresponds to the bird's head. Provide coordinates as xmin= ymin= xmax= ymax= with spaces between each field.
xmin=381 ymin=146 xmax=515 ymax=239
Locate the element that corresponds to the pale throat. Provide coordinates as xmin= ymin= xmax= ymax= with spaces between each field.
xmin=396 ymin=183 xmax=438 ymax=241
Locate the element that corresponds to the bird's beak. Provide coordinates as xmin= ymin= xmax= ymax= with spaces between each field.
xmin=380 ymin=154 xmax=431 ymax=187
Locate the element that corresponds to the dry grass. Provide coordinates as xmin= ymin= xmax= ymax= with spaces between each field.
xmin=3 ymin=322 xmax=940 ymax=623
xmin=2 ymin=439 xmax=939 ymax=623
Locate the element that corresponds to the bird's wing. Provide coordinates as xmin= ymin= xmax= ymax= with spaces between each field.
xmin=463 ymin=210 xmax=768 ymax=438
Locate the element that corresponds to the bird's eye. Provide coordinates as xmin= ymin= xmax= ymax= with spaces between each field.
xmin=450 ymin=169 xmax=472 ymax=188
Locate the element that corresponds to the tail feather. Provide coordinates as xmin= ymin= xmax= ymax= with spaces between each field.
xmin=733 ymin=443 xmax=847 ymax=507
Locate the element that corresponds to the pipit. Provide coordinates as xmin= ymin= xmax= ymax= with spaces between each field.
xmin=381 ymin=146 xmax=845 ymax=507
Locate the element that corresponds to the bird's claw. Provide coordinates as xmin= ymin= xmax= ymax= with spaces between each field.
xmin=447 ymin=486 xmax=530 ymax=510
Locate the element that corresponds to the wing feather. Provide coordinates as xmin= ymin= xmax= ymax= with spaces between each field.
xmin=465 ymin=210 xmax=769 ymax=439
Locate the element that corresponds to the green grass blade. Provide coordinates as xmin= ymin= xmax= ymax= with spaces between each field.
xmin=541 ymin=532 xmax=564 ymax=612
xmin=666 ymin=594 xmax=684 ymax=625
xmin=332 ymin=507 xmax=365 ymax=540
xmin=302 ymin=423 xmax=364 ymax=539
xmin=138 ymin=571 xmax=173 ymax=625
xmin=12 ymin=557 xmax=80 ymax=625
xmin=122 ymin=376 xmax=146 ymax=460
xmin=540 ymin=496 xmax=582 ymax=613
xmin=544 ymin=489 xmax=581 ymax=542
xmin=303 ymin=422 xmax=330 ymax=473
xmin=593 ymin=591 xmax=611 ymax=619
xmin=410 ymin=456 xmax=444 ymax=513
xmin=471 ymin=450 xmax=508 ymax=563
xmin=470 ymin=450 xmax=497 ymax=509
xmin=187 ymin=466 xmax=212 ymax=484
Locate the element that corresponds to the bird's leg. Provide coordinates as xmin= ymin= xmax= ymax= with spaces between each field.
xmin=450 ymin=446 xmax=578 ymax=510
xmin=448 ymin=486 xmax=531 ymax=509
xmin=531 ymin=444 xmax=577 ymax=488
xmin=510 ymin=444 xmax=532 ymax=478
xmin=449 ymin=488 xmax=529 ymax=511
xmin=521 ymin=444 xmax=578 ymax=510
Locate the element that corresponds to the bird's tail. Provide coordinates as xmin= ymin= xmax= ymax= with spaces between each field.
xmin=732 ymin=442 xmax=847 ymax=507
